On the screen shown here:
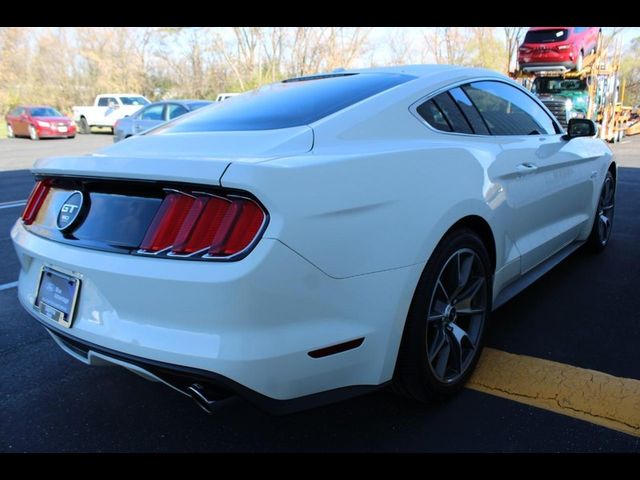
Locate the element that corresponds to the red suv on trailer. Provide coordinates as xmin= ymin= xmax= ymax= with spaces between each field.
xmin=518 ymin=27 xmax=601 ymax=73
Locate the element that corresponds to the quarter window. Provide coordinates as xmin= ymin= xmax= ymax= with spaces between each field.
xmin=431 ymin=92 xmax=473 ymax=134
xmin=462 ymin=81 xmax=556 ymax=135
xmin=416 ymin=100 xmax=452 ymax=132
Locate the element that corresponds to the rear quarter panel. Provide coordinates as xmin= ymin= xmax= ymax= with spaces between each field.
xmin=221 ymin=90 xmax=505 ymax=279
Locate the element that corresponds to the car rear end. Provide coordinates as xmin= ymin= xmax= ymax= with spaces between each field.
xmin=11 ymin=124 xmax=411 ymax=412
xmin=35 ymin=119 xmax=76 ymax=138
xmin=518 ymin=27 xmax=576 ymax=72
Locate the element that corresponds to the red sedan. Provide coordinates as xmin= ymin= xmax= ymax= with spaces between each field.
xmin=5 ymin=105 xmax=77 ymax=140
xmin=518 ymin=27 xmax=601 ymax=73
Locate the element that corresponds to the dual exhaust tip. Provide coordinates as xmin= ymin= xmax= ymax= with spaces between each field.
xmin=187 ymin=383 xmax=228 ymax=414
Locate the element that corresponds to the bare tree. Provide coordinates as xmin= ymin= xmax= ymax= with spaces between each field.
xmin=424 ymin=27 xmax=470 ymax=65
xmin=504 ymin=27 xmax=526 ymax=73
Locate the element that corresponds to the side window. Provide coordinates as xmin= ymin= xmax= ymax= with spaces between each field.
xmin=97 ymin=97 xmax=109 ymax=107
xmin=416 ymin=100 xmax=452 ymax=132
xmin=462 ymin=81 xmax=557 ymax=135
xmin=11 ymin=107 xmax=23 ymax=116
xmin=166 ymin=104 xmax=188 ymax=120
xmin=449 ymin=88 xmax=490 ymax=135
xmin=574 ymin=27 xmax=586 ymax=33
xmin=431 ymin=92 xmax=473 ymax=134
xmin=139 ymin=104 xmax=164 ymax=121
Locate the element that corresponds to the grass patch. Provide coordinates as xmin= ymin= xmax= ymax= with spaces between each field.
xmin=0 ymin=122 xmax=6 ymax=139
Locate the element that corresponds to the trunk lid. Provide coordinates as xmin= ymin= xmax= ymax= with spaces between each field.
xmin=32 ymin=126 xmax=313 ymax=185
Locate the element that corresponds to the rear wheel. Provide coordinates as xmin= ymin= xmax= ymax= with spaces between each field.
xmin=28 ymin=125 xmax=39 ymax=141
xmin=79 ymin=117 xmax=91 ymax=134
xmin=6 ymin=123 xmax=14 ymax=138
xmin=586 ymin=171 xmax=615 ymax=252
xmin=394 ymin=229 xmax=491 ymax=402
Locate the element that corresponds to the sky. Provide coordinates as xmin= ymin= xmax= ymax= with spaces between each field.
xmin=364 ymin=27 xmax=640 ymax=65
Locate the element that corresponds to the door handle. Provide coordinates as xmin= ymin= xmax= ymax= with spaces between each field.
xmin=516 ymin=163 xmax=538 ymax=173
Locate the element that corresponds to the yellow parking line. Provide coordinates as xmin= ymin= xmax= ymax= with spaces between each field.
xmin=468 ymin=348 xmax=640 ymax=437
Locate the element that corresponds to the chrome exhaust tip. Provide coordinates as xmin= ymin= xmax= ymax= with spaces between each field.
xmin=187 ymin=383 xmax=218 ymax=414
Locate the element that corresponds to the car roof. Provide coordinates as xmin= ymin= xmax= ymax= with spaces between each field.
xmin=284 ymin=65 xmax=507 ymax=89
xmin=285 ymin=64 xmax=465 ymax=82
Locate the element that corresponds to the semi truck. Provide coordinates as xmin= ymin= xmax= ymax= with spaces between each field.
xmin=513 ymin=34 xmax=631 ymax=143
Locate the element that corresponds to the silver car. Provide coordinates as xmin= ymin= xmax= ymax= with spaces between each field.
xmin=113 ymin=99 xmax=213 ymax=142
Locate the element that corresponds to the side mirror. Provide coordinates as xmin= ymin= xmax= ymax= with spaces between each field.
xmin=564 ymin=118 xmax=596 ymax=140
xmin=108 ymin=101 xmax=119 ymax=109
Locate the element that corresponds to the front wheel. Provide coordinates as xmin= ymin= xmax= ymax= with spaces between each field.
xmin=7 ymin=123 xmax=14 ymax=138
xmin=28 ymin=125 xmax=39 ymax=140
xmin=394 ymin=229 xmax=492 ymax=402
xmin=586 ymin=171 xmax=615 ymax=252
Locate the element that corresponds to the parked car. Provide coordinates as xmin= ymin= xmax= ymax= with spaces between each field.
xmin=12 ymin=66 xmax=615 ymax=414
xmin=5 ymin=105 xmax=77 ymax=140
xmin=518 ymin=27 xmax=601 ymax=73
xmin=72 ymin=94 xmax=150 ymax=134
xmin=113 ymin=99 xmax=213 ymax=142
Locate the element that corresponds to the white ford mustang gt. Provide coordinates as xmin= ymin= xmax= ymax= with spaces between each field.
xmin=12 ymin=65 xmax=615 ymax=414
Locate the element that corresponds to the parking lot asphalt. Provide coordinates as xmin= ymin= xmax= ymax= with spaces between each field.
xmin=0 ymin=134 xmax=638 ymax=452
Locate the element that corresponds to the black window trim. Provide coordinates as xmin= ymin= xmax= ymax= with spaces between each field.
xmin=165 ymin=102 xmax=189 ymax=121
xmin=409 ymin=77 xmax=563 ymax=137
xmin=440 ymin=90 xmax=476 ymax=134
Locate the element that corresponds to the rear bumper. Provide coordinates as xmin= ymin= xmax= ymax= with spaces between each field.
xmin=11 ymin=220 xmax=421 ymax=405
xmin=37 ymin=126 xmax=76 ymax=137
xmin=518 ymin=61 xmax=576 ymax=73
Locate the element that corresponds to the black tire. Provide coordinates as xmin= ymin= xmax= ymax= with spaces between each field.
xmin=586 ymin=170 xmax=615 ymax=253
xmin=393 ymin=228 xmax=492 ymax=402
xmin=67 ymin=135 xmax=76 ymax=139
xmin=79 ymin=117 xmax=91 ymax=134
xmin=28 ymin=124 xmax=39 ymax=141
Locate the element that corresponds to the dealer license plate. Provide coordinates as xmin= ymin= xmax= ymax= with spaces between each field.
xmin=35 ymin=267 xmax=81 ymax=328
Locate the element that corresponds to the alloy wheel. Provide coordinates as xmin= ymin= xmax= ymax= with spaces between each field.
xmin=597 ymin=175 xmax=615 ymax=246
xmin=426 ymin=248 xmax=488 ymax=383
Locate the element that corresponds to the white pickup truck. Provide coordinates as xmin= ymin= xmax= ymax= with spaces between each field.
xmin=73 ymin=93 xmax=151 ymax=134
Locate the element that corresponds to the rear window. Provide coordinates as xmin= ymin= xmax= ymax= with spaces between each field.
xmin=157 ymin=73 xmax=415 ymax=133
xmin=524 ymin=29 xmax=569 ymax=44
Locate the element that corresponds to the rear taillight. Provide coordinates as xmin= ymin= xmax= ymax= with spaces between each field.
xmin=22 ymin=180 xmax=51 ymax=225
xmin=139 ymin=191 xmax=266 ymax=259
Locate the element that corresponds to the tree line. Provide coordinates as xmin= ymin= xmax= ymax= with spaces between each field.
xmin=1 ymin=27 xmax=637 ymax=116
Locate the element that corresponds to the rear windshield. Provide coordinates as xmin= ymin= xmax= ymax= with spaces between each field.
xmin=524 ymin=29 xmax=569 ymax=44
xmin=119 ymin=96 xmax=150 ymax=106
xmin=30 ymin=107 xmax=63 ymax=117
xmin=157 ymin=73 xmax=415 ymax=132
